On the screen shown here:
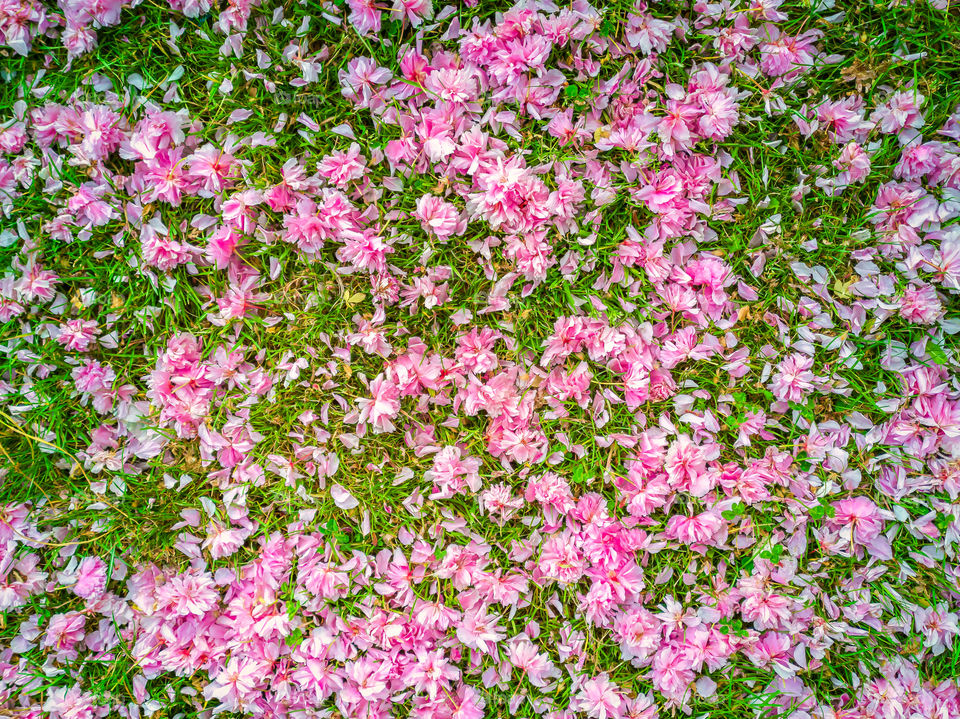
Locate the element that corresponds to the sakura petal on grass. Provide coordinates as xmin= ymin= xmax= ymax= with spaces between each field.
xmin=331 ymin=483 xmax=359 ymax=510
xmin=4 ymin=0 xmax=960 ymax=717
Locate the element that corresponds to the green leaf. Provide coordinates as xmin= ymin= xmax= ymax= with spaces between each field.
xmin=572 ymin=463 xmax=589 ymax=484
xmin=928 ymin=342 xmax=949 ymax=365
xmin=722 ymin=503 xmax=747 ymax=521
xmin=285 ymin=628 xmax=304 ymax=648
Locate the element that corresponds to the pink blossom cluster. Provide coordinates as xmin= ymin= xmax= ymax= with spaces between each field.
xmin=0 ymin=0 xmax=50 ymax=55
xmin=0 ymin=0 xmax=135 ymax=59
xmin=0 ymin=0 xmax=265 ymax=58
xmin=1 ymin=0 xmax=960 ymax=717
xmin=1 ymin=479 xmax=959 ymax=719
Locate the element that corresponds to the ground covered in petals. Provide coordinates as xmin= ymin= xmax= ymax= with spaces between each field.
xmin=2 ymin=0 xmax=960 ymax=717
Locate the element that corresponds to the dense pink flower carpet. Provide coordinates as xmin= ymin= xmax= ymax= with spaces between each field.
xmin=2 ymin=0 xmax=960 ymax=717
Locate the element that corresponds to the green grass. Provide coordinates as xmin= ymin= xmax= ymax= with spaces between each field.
xmin=2 ymin=0 xmax=960 ymax=717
